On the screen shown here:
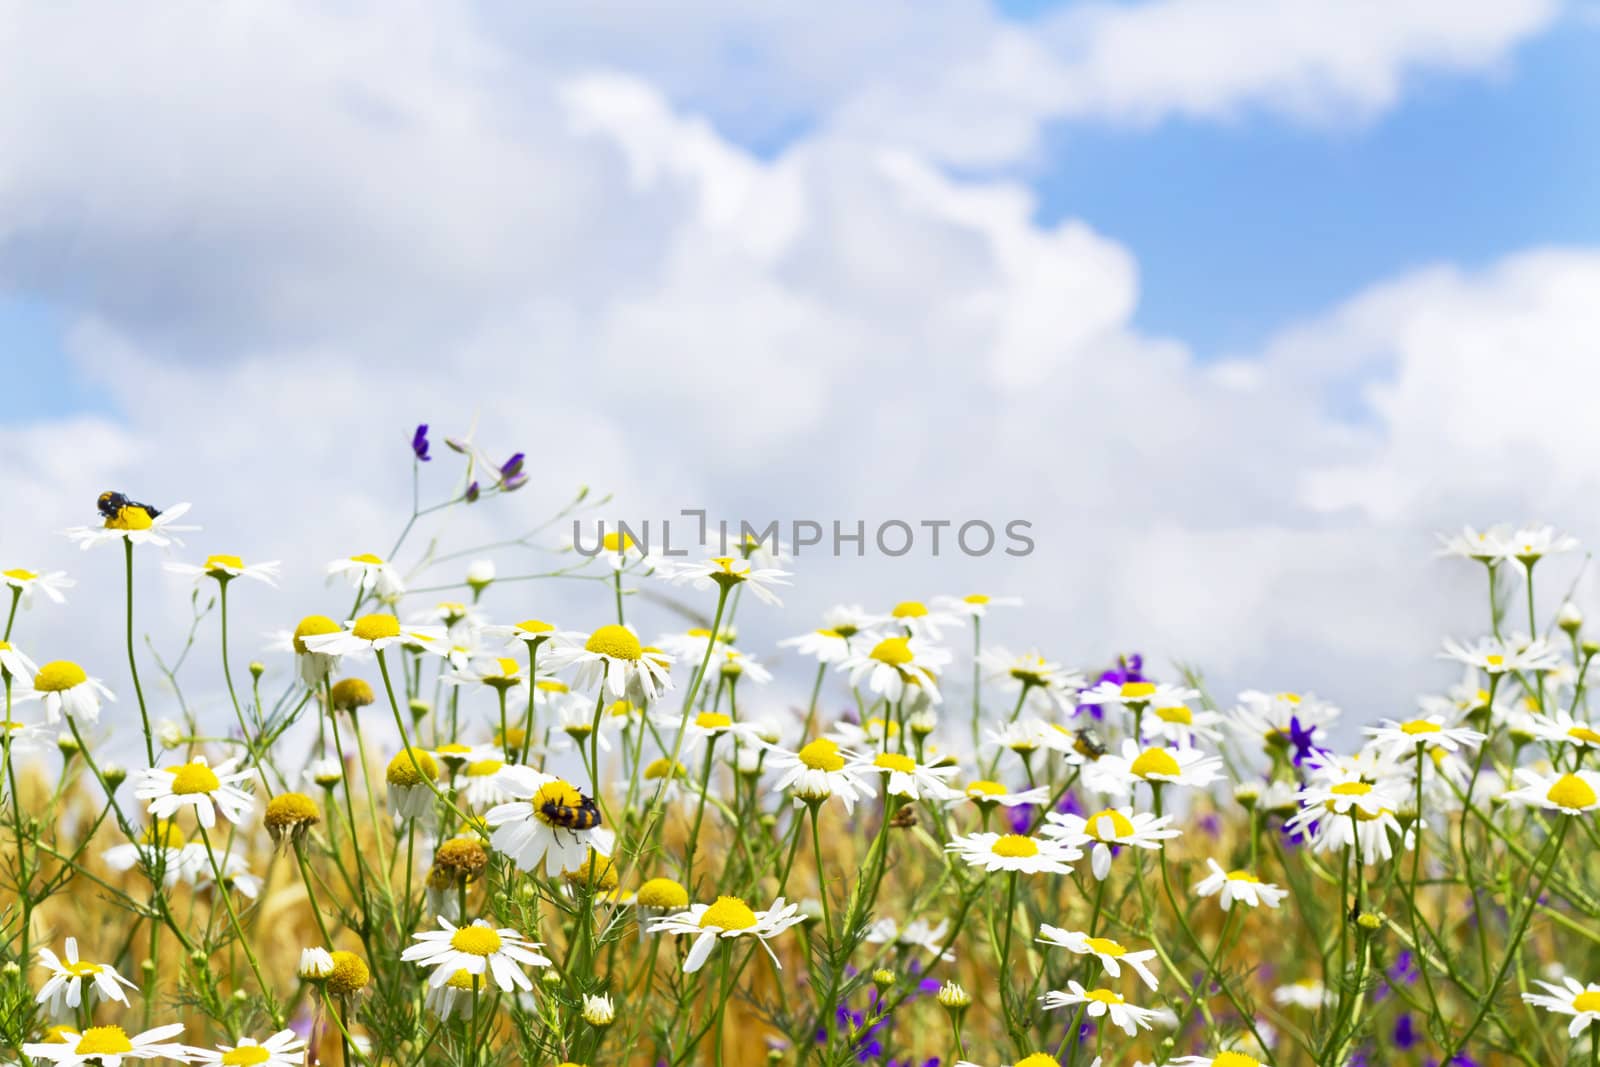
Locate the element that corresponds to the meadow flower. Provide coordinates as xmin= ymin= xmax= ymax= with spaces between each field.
xmin=187 ymin=847 xmax=262 ymax=899
xmin=1076 ymin=678 xmax=1197 ymax=713
xmin=66 ymin=501 xmax=197 ymax=550
xmin=848 ymin=749 xmax=960 ymax=801
xmin=645 ymin=895 xmax=804 ymax=973
xmin=636 ymin=876 xmax=691 ymax=914
xmin=1227 ymin=690 xmax=1341 ymax=758
xmin=442 ymin=655 xmax=530 ymax=696
xmin=1141 ymin=701 xmax=1226 ymax=746
xmin=581 ymin=993 xmax=615 ymax=1027
xmin=566 ymin=524 xmax=646 ymax=570
xmin=21 ymin=660 xmax=114 ymax=724
xmin=402 ymin=917 xmax=552 ymax=992
xmin=0 ymin=639 xmax=39 ymax=681
xmin=979 ymin=648 xmax=1084 ymax=713
xmin=864 ymin=918 xmax=955 ymax=962
xmin=285 ymin=615 xmax=342 ymax=685
xmin=262 ymin=792 xmax=320 ymax=851
xmin=1044 ymin=807 xmax=1180 ymax=880
xmin=386 ymin=748 xmax=441 ymax=821
xmin=656 ymin=555 xmax=791 ymax=606
xmin=1172 ymin=1053 xmax=1272 ymax=1067
xmin=102 ymin=823 xmax=196 ymax=888
xmin=712 ymin=646 xmax=773 ymax=685
xmin=1192 ymin=859 xmax=1287 ymax=910
xmin=1502 ymin=768 xmax=1600 ymax=815
xmin=190 ymin=1031 xmax=306 ymax=1067
xmin=164 ymin=553 xmax=280 ymax=585
xmin=1271 ymin=979 xmax=1329 ymax=1009
xmin=1040 ymin=981 xmax=1162 ymax=1036
xmin=654 ymin=709 xmax=767 ymax=752
xmin=325 ymin=951 xmax=370 ymax=997
xmin=1525 ymin=709 xmax=1600 ymax=751
xmin=1037 ymin=925 xmax=1160 ymax=989
xmin=423 ymin=969 xmax=485 ymax=1021
xmin=778 ymin=627 xmax=854 ymax=664
xmin=482 ymin=618 xmax=561 ymax=649
xmin=1441 ymin=636 xmax=1562 ymax=675
xmin=1437 ymin=525 xmax=1513 ymax=563
xmin=135 ymin=757 xmax=255 ymax=829
xmin=1522 ymin=976 xmax=1600 ymax=1037
xmin=301 ymin=613 xmax=447 ymax=659
xmin=23 ymin=1023 xmax=195 ymax=1066
xmin=956 ymin=779 xmax=1051 ymax=808
xmin=1084 ymin=740 xmax=1223 ymax=796
xmin=766 ymin=738 xmax=874 ymax=812
xmin=456 ymin=756 xmax=525 ymax=808
xmin=935 ymin=593 xmax=1022 ymax=618
xmin=327 ymin=553 xmax=405 ymax=597
xmin=1 ymin=567 xmax=75 ymax=606
xmin=544 ymin=624 xmax=673 ymax=703
xmin=947 ymin=832 xmax=1080 ymax=875
xmin=1505 ymin=524 xmax=1580 ymax=566
xmin=485 ymin=771 xmax=614 ymax=877
xmin=878 ymin=599 xmax=963 ymax=640
xmin=35 ymin=939 xmax=138 ymax=1016
xmin=838 ymin=635 xmax=951 ymax=705
xmin=298 ymin=947 xmax=336 ymax=980
xmin=1364 ymin=714 xmax=1485 ymax=761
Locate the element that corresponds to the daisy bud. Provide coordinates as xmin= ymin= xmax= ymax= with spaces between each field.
xmin=140 ymin=959 xmax=156 ymax=978
xmin=330 ymin=678 xmax=375 ymax=713
xmin=581 ymin=993 xmax=615 ymax=1028
xmin=264 ymin=792 xmax=321 ymax=851
xmin=908 ymin=710 xmax=938 ymax=736
xmin=231 ymin=989 xmax=249 ymax=1005
xmin=326 ymin=950 xmax=370 ymax=996
xmin=466 ymin=559 xmax=495 ymax=592
xmin=937 ymin=980 xmax=970 ymax=1013
xmin=1234 ymin=783 xmax=1260 ymax=810
xmin=798 ymin=898 xmax=824 ymax=926
xmin=517 ymin=882 xmax=539 ymax=904
xmin=540 ymin=969 xmax=563 ymax=987
xmin=156 ymin=719 xmax=184 ymax=749
xmin=102 ymin=763 xmax=126 ymax=789
xmin=56 ymin=732 xmax=79 ymax=757
xmin=871 ymin=969 xmax=895 ymax=991
xmin=189 ymin=950 xmax=208 ymax=967
xmin=1356 ymin=911 xmax=1384 ymax=934
xmin=299 ymin=947 xmax=336 ymax=980
xmin=1560 ymin=602 xmax=1583 ymax=634
xmin=766 ymin=1052 xmax=784 ymax=1065
xmin=736 ymin=750 xmax=762 ymax=778
xmin=409 ymin=698 xmax=430 ymax=721
xmin=432 ymin=838 xmax=489 ymax=887
xmin=561 ymin=851 xmax=619 ymax=892
xmin=248 ymin=660 xmax=265 ymax=680
xmin=1585 ymin=639 xmax=1600 ymax=658
xmin=2 ymin=961 xmax=18 ymax=978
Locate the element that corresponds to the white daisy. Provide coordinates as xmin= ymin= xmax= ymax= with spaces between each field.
xmin=190 ymin=1031 xmax=305 ymax=1067
xmin=423 ymin=968 xmax=487 ymax=1021
xmin=1502 ymin=768 xmax=1600 ymax=815
xmin=838 ymin=635 xmax=951 ymax=705
xmin=186 ymin=846 xmax=263 ymax=899
xmin=1172 ymin=1052 xmax=1272 ymax=1067
xmin=1437 ymin=525 xmax=1513 ymax=563
xmin=1272 ymin=979 xmax=1329 ymax=1009
xmin=848 ymin=750 xmax=960 ymax=801
xmin=1441 ymin=636 xmax=1563 ymax=675
xmin=401 ymin=917 xmax=551 ymax=992
xmin=1043 ymin=806 xmax=1180 ymax=880
xmin=1363 ymin=714 xmax=1485 ymax=761
xmin=1076 ymin=679 xmax=1198 ymax=713
xmin=646 ymin=895 xmax=804 ymax=973
xmin=1227 ymin=690 xmax=1341 ymax=753
xmin=766 ymin=738 xmax=875 ymax=813
xmin=66 ymin=501 xmax=198 ymax=551
xmin=18 ymin=660 xmax=114 ymax=724
xmin=877 ymin=599 xmax=963 ymax=640
xmin=954 ymin=779 xmax=1051 ymax=808
xmin=1083 ymin=740 xmax=1223 ymax=797
xmin=543 ymin=624 xmax=673 ymax=704
xmin=134 ymin=757 xmax=256 ymax=829
xmin=1037 ymin=925 xmax=1160 ymax=990
xmin=300 ymin=614 xmax=447 ymax=660
xmin=485 ymin=770 xmax=614 ymax=877
xmin=481 ymin=618 xmax=561 ymax=651
xmin=35 ymin=939 xmax=138 ymax=1017
xmin=24 ymin=1023 xmax=194 ymax=1066
xmin=1523 ymin=976 xmax=1600 ymax=1037
xmin=102 ymin=824 xmax=198 ymax=889
xmin=946 ymin=832 xmax=1080 ymax=875
xmin=980 ymin=648 xmax=1084 ymax=714
xmin=566 ymin=524 xmax=647 ymax=571
xmin=164 ymin=553 xmax=280 ymax=586
xmin=934 ymin=593 xmax=1022 ymax=619
xmin=327 ymin=552 xmax=405 ymax=597
xmin=1 ymin=567 xmax=75 ymax=606
xmin=1505 ymin=524 xmax=1580 ymax=566
xmin=864 ymin=917 xmax=955 ymax=962
xmin=441 ymin=655 xmax=530 ymax=697
xmin=1526 ymin=710 xmax=1600 ymax=751
xmin=779 ymin=627 xmax=855 ymax=665
xmin=656 ymin=555 xmax=791 ymax=607
xmin=1192 ymin=859 xmax=1287 ymax=910
xmin=654 ymin=709 xmax=767 ymax=754
xmin=1141 ymin=701 xmax=1225 ymax=746
xmin=1040 ymin=981 xmax=1162 ymax=1037
xmin=0 ymin=639 xmax=39 ymax=682
xmin=456 ymin=755 xmax=526 ymax=809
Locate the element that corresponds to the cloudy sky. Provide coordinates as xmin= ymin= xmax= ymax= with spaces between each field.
xmin=3 ymin=0 xmax=1599 ymax=732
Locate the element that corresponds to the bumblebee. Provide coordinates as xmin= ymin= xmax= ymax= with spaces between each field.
xmin=540 ymin=793 xmax=602 ymax=831
xmin=1071 ymin=727 xmax=1108 ymax=762
xmin=97 ymin=491 xmax=162 ymax=522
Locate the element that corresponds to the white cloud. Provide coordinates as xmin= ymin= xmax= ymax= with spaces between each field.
xmin=0 ymin=2 xmax=1588 ymax=751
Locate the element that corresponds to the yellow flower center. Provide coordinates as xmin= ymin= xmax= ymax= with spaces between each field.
xmin=437 ymin=743 xmax=474 ymax=757
xmin=537 ymin=679 xmax=570 ymax=693
xmin=644 ymin=758 xmax=687 ymax=780
xmin=1013 ymin=1057 xmax=1060 ymax=1067
xmin=585 ymin=624 xmax=642 ymax=661
xmin=449 ymin=924 xmax=503 ymax=956
xmin=699 ymin=895 xmax=758 ymax=930
xmin=204 ymin=554 xmax=244 ymax=574
xmin=1084 ymin=989 xmax=1123 ymax=1005
xmin=694 ymin=712 xmax=733 ymax=730
xmin=386 ymin=748 xmax=439 ymax=786
xmin=1213 ymin=1053 xmax=1261 ymax=1067
xmin=466 ymin=759 xmax=504 ymax=778
xmin=1083 ymin=937 xmax=1125 ymax=957
xmin=532 ymin=780 xmax=584 ymax=822
xmin=1129 ymin=748 xmax=1181 ymax=779
xmin=516 ymin=619 xmax=555 ymax=635
xmin=1120 ymin=681 xmax=1156 ymax=699
xmin=1226 ymin=870 xmax=1261 ymax=882
xmin=1573 ymin=991 xmax=1600 ymax=1013
xmin=963 ymin=594 xmax=991 ymax=605
xmin=293 ymin=615 xmax=340 ymax=653
xmin=637 ymin=877 xmax=690 ymax=909
xmin=1085 ymin=809 xmax=1136 ymax=840
xmin=990 ymin=834 xmax=1039 ymax=858
xmin=221 ymin=1047 xmax=272 ymax=1066
xmin=1330 ymin=781 xmax=1373 ymax=796
xmin=797 ymin=739 xmax=844 ymax=772
xmin=869 ymin=637 xmax=914 ymax=666
xmin=1400 ymin=719 xmax=1442 ymax=735
xmin=105 ymin=507 xmax=154 ymax=531
xmin=1547 ymin=774 xmax=1598 ymax=810
xmin=1485 ymin=654 xmax=1504 ymax=668
xmin=1569 ymin=726 xmax=1600 ymax=745
xmin=493 ymin=658 xmax=520 ymax=678
xmin=74 ymin=1026 xmax=134 ymax=1055
xmin=3 ymin=568 xmax=37 ymax=581
xmin=139 ymin=822 xmax=186 ymax=848
xmin=168 ymin=761 xmax=221 ymax=795
xmin=601 ymin=531 xmax=634 ymax=553
xmin=1154 ymin=705 xmax=1192 ymax=724
xmin=873 ymin=752 xmax=916 ymax=773
xmin=891 ymin=601 xmax=928 ymax=618
xmin=350 ymin=553 xmax=385 ymax=565
xmin=352 ymin=614 xmax=401 ymax=642
xmin=34 ymin=661 xmax=88 ymax=692
xmin=444 ymin=968 xmax=481 ymax=991
xmin=1279 ymin=692 xmax=1301 ymax=704
xmin=966 ymin=780 xmax=1006 ymax=797
xmin=62 ymin=960 xmax=103 ymax=977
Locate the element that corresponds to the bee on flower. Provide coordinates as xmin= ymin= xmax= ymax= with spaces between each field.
xmin=66 ymin=499 xmax=197 ymax=550
xmin=35 ymin=939 xmax=139 ymax=1016
xmin=645 ymin=895 xmax=804 ymax=973
xmin=485 ymin=769 xmax=614 ymax=876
